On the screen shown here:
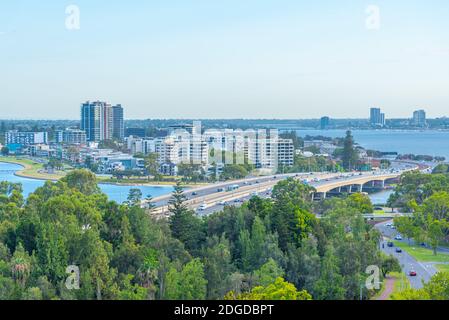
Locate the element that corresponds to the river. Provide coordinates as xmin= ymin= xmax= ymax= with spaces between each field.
xmin=291 ymin=129 xmax=449 ymax=160
xmin=0 ymin=162 xmax=174 ymax=204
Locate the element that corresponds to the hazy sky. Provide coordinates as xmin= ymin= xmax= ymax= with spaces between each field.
xmin=1 ymin=1 xmax=448 ymax=119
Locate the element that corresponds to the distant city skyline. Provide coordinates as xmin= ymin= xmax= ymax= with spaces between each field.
xmin=1 ymin=1 xmax=448 ymax=119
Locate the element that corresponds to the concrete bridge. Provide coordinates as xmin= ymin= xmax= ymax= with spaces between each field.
xmin=310 ymin=172 xmax=402 ymax=201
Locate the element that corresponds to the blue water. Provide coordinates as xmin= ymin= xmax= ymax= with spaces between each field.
xmin=0 ymin=162 xmax=173 ymax=204
xmin=293 ymin=129 xmax=449 ymax=160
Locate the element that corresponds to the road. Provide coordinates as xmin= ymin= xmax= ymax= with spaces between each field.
xmin=376 ymin=220 xmax=437 ymax=289
xmin=147 ymin=161 xmax=419 ymax=217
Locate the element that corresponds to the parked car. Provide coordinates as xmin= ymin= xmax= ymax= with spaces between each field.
xmin=395 ymin=235 xmax=403 ymax=241
xmin=387 ymin=242 xmax=394 ymax=247
xmin=395 ymin=248 xmax=402 ymax=253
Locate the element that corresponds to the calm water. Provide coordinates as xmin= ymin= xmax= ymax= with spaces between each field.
xmin=0 ymin=162 xmax=173 ymax=204
xmin=293 ymin=129 xmax=449 ymax=160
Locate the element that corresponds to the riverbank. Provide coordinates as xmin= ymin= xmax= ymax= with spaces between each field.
xmin=0 ymin=157 xmax=66 ymax=181
xmin=0 ymin=157 xmax=207 ymax=187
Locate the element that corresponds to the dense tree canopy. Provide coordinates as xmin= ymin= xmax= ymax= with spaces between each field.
xmin=0 ymin=169 xmax=393 ymax=300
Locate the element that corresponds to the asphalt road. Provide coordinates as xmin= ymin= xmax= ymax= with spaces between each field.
xmin=150 ymin=160 xmax=419 ymax=217
xmin=376 ymin=220 xmax=437 ymax=289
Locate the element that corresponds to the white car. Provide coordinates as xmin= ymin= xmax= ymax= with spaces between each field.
xmin=198 ymin=204 xmax=208 ymax=211
xmin=395 ymin=235 xmax=403 ymax=241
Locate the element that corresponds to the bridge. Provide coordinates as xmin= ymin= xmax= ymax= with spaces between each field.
xmin=310 ymin=172 xmax=402 ymax=201
xmin=147 ymin=161 xmax=420 ymax=218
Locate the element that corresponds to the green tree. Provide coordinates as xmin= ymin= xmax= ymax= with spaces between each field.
xmin=341 ymin=131 xmax=359 ymax=171
xmin=61 ymin=169 xmax=100 ymax=195
xmin=253 ymin=258 xmax=285 ymax=287
xmin=1 ymin=147 xmax=9 ymax=156
xmin=226 ymin=277 xmax=312 ymax=300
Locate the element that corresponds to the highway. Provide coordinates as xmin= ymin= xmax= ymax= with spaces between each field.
xmin=148 ymin=160 xmax=419 ymax=218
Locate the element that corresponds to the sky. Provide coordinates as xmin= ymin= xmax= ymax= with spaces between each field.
xmin=0 ymin=0 xmax=448 ymax=120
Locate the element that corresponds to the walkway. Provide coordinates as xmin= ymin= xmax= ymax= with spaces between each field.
xmin=376 ymin=276 xmax=395 ymax=300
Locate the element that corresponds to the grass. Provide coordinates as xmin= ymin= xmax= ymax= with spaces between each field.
xmin=436 ymin=264 xmax=449 ymax=273
xmin=0 ymin=156 xmax=68 ymax=180
xmin=393 ymin=241 xmax=449 ymax=263
xmin=391 ymin=272 xmax=411 ymax=298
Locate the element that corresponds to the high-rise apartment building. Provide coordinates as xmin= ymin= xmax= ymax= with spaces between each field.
xmin=370 ymin=107 xmax=386 ymax=127
xmin=320 ymin=116 xmax=330 ymax=130
xmin=413 ymin=109 xmax=426 ymax=127
xmin=81 ymin=101 xmax=124 ymax=142
xmin=112 ymin=105 xmax=124 ymax=140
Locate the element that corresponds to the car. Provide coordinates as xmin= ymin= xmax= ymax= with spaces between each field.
xmin=395 ymin=248 xmax=402 ymax=253
xmin=390 ymin=225 xmax=396 ymax=229
xmin=409 ymin=271 xmax=417 ymax=277
xmin=386 ymin=223 xmax=392 ymax=227
xmin=374 ymin=207 xmax=383 ymax=211
xmin=217 ymin=201 xmax=226 ymax=206
xmin=234 ymin=199 xmax=242 ymax=203
xmin=198 ymin=204 xmax=207 ymax=211
xmin=217 ymin=188 xmax=224 ymax=192
xmin=395 ymin=235 xmax=403 ymax=241
xmin=192 ymin=192 xmax=198 ymax=196
xmin=387 ymin=242 xmax=394 ymax=247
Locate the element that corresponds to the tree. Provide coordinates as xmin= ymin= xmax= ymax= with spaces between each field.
xmin=394 ymin=217 xmax=416 ymax=245
xmin=347 ymin=193 xmax=373 ymax=213
xmin=341 ymin=131 xmax=359 ymax=171
xmin=145 ymin=153 xmax=161 ymax=181
xmin=127 ymin=189 xmax=143 ymax=207
xmin=253 ymin=259 xmax=285 ymax=287
xmin=168 ymin=182 xmax=205 ymax=254
xmin=380 ymin=254 xmax=401 ymax=277
xmin=426 ymin=219 xmax=448 ymax=256
xmin=118 ymin=275 xmax=148 ymax=300
xmin=203 ymin=235 xmax=234 ymax=299
xmin=165 ymin=259 xmax=208 ymax=300
xmin=313 ymin=246 xmax=346 ymax=300
xmin=225 ymin=277 xmax=312 ymax=300
xmin=61 ymin=169 xmax=100 ymax=195
xmin=1 ymin=147 xmax=9 ymax=156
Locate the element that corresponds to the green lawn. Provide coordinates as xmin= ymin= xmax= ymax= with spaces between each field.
xmin=393 ymin=241 xmax=449 ymax=263
xmin=0 ymin=156 xmax=68 ymax=180
xmin=436 ymin=264 xmax=449 ymax=273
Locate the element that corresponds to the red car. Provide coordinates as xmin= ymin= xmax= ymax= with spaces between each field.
xmin=409 ymin=271 xmax=417 ymax=277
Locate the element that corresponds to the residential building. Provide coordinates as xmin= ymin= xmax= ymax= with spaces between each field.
xmin=5 ymin=130 xmax=48 ymax=145
xmin=413 ymin=109 xmax=427 ymax=127
xmin=370 ymin=108 xmax=386 ymax=127
xmin=55 ymin=128 xmax=87 ymax=145
xmin=125 ymin=127 xmax=146 ymax=138
xmin=277 ymin=138 xmax=294 ymax=166
xmin=112 ymin=105 xmax=124 ymax=140
xmin=320 ymin=116 xmax=330 ymax=130
xmin=81 ymin=101 xmax=123 ymax=142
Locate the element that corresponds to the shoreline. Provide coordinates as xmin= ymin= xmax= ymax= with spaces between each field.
xmin=0 ymin=158 xmax=206 ymax=188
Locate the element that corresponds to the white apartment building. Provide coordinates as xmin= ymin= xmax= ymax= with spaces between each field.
xmin=5 ymin=130 xmax=48 ymax=145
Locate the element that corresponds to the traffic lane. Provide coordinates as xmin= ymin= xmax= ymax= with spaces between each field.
xmin=196 ymin=193 xmax=273 ymax=217
xmin=376 ymin=221 xmax=437 ymax=289
xmin=381 ymin=239 xmax=436 ymax=289
xmin=152 ymin=175 xmax=290 ymax=206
